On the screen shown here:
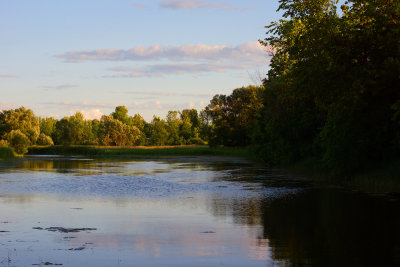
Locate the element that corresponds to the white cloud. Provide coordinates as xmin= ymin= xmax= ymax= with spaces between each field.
xmin=43 ymin=84 xmax=79 ymax=90
xmin=69 ymin=109 xmax=104 ymax=120
xmin=0 ymin=74 xmax=19 ymax=78
xmin=159 ymin=0 xmax=250 ymax=11
xmin=56 ymin=42 xmax=267 ymax=64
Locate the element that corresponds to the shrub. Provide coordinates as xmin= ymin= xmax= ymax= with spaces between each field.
xmin=8 ymin=130 xmax=30 ymax=154
xmin=36 ymin=133 xmax=54 ymax=146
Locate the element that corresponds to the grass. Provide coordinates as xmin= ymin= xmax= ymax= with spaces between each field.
xmin=0 ymin=147 xmax=16 ymax=160
xmin=28 ymin=145 xmax=252 ymax=159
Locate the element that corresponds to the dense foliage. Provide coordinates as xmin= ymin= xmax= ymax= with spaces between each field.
xmin=253 ymin=0 xmax=400 ymax=175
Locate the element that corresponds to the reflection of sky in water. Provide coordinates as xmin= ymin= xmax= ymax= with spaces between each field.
xmin=0 ymin=157 xmax=303 ymax=266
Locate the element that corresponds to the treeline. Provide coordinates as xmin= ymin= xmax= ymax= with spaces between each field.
xmin=0 ymin=85 xmax=264 ymax=154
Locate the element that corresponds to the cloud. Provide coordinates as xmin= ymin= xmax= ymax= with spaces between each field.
xmin=69 ymin=109 xmax=104 ymax=120
xmin=104 ymin=62 xmax=255 ymax=78
xmin=0 ymin=102 xmax=18 ymax=110
xmin=43 ymin=84 xmax=79 ymax=90
xmin=133 ymin=3 xmax=148 ymax=9
xmin=0 ymin=74 xmax=19 ymax=78
xmin=126 ymin=90 xmax=213 ymax=98
xmin=42 ymin=100 xmax=205 ymax=114
xmin=159 ymin=0 xmax=249 ymax=11
xmin=55 ymin=42 xmax=267 ymax=64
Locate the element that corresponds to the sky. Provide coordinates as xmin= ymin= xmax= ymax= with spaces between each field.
xmin=0 ymin=0 xmax=281 ymax=121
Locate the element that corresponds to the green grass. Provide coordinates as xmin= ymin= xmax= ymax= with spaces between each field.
xmin=28 ymin=145 xmax=252 ymax=159
xmin=0 ymin=146 xmax=16 ymax=159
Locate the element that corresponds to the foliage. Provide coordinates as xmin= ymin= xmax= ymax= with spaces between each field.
xmin=205 ymin=85 xmax=264 ymax=147
xmin=149 ymin=116 xmax=169 ymax=146
xmin=254 ymin=0 xmax=400 ymax=175
xmin=8 ymin=130 xmax=30 ymax=154
xmin=0 ymin=107 xmax=40 ymax=144
xmin=36 ymin=133 xmax=54 ymax=146
xmin=98 ymin=115 xmax=140 ymax=146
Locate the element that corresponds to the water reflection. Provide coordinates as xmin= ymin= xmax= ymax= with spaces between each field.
xmin=0 ymin=156 xmax=399 ymax=266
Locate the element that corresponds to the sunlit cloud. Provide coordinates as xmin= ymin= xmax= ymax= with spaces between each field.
xmin=43 ymin=84 xmax=79 ymax=90
xmin=0 ymin=102 xmax=18 ymax=110
xmin=159 ymin=0 xmax=251 ymax=11
xmin=55 ymin=42 xmax=267 ymax=64
xmin=0 ymin=74 xmax=19 ymax=78
xmin=69 ymin=108 xmax=104 ymax=120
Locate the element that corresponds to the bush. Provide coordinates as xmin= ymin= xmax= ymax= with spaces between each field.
xmin=8 ymin=130 xmax=30 ymax=154
xmin=36 ymin=133 xmax=54 ymax=146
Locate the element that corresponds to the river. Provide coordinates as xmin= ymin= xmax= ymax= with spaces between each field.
xmin=0 ymin=156 xmax=399 ymax=266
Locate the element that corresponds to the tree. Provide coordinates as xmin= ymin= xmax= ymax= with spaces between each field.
xmin=8 ymin=130 xmax=30 ymax=154
xmin=0 ymin=107 xmax=40 ymax=145
xmin=54 ymin=117 xmax=72 ymax=145
xmin=205 ymin=86 xmax=264 ymax=146
xmin=98 ymin=115 xmax=140 ymax=146
xmin=36 ymin=133 xmax=54 ymax=146
xmin=149 ymin=116 xmax=168 ymax=146
xmin=69 ymin=112 xmax=85 ymax=145
xmin=254 ymin=0 xmax=400 ymax=174
xmin=112 ymin=106 xmax=129 ymax=124
xmin=39 ymin=117 xmax=57 ymax=139
xmin=166 ymin=111 xmax=182 ymax=145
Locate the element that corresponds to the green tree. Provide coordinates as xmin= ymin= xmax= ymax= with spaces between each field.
xmin=39 ymin=117 xmax=57 ymax=139
xmin=36 ymin=133 xmax=54 ymax=146
xmin=8 ymin=130 xmax=30 ymax=154
xmin=98 ymin=115 xmax=140 ymax=146
xmin=254 ymin=0 xmax=400 ymax=174
xmin=0 ymin=107 xmax=40 ymax=145
xmin=205 ymin=86 xmax=264 ymax=146
xmin=69 ymin=112 xmax=85 ymax=145
xmin=112 ymin=106 xmax=129 ymax=124
xmin=54 ymin=117 xmax=72 ymax=145
xmin=149 ymin=116 xmax=168 ymax=146
xmin=166 ymin=111 xmax=182 ymax=145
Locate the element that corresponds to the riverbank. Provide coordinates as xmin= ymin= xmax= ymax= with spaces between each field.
xmin=27 ymin=145 xmax=252 ymax=159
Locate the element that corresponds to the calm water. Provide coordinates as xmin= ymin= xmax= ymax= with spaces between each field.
xmin=0 ymin=156 xmax=399 ymax=266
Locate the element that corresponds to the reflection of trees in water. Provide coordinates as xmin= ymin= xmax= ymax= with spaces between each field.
xmin=17 ymin=160 xmax=91 ymax=174
xmin=208 ymin=189 xmax=400 ymax=266
xmin=261 ymin=190 xmax=400 ymax=266
xmin=1 ymin=194 xmax=34 ymax=204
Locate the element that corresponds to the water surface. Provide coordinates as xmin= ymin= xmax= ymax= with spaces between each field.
xmin=0 ymin=156 xmax=399 ymax=266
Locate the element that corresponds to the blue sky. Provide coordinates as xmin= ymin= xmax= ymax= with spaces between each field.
xmin=0 ymin=0 xmax=281 ymax=121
